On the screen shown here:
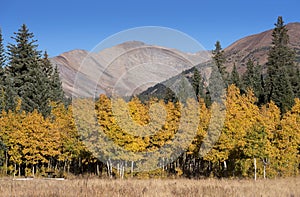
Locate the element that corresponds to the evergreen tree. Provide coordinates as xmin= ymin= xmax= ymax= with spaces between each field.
xmin=2 ymin=73 xmax=16 ymax=112
xmin=42 ymin=52 xmax=65 ymax=104
xmin=208 ymin=63 xmax=226 ymax=106
xmin=6 ymin=24 xmax=64 ymax=116
xmin=0 ymin=28 xmax=6 ymax=111
xmin=242 ymin=59 xmax=264 ymax=103
xmin=265 ymin=16 xmax=296 ymax=113
xmin=0 ymin=28 xmax=5 ymax=161
xmin=290 ymin=67 xmax=300 ymax=98
xmin=192 ymin=67 xmax=204 ymax=99
xmin=0 ymin=28 xmax=5 ymax=68
xmin=6 ymin=24 xmax=41 ymax=111
xmin=212 ymin=41 xmax=228 ymax=83
xmin=229 ymin=63 xmax=241 ymax=88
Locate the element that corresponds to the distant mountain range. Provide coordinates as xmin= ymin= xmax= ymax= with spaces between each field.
xmin=50 ymin=22 xmax=300 ymax=97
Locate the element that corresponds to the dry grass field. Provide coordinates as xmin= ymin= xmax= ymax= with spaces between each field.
xmin=0 ymin=177 xmax=299 ymax=197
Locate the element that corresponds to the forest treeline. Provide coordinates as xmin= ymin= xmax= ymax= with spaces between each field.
xmin=0 ymin=87 xmax=299 ymax=179
xmin=0 ymin=17 xmax=299 ymax=179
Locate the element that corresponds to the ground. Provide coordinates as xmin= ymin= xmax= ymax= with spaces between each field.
xmin=0 ymin=177 xmax=299 ymax=197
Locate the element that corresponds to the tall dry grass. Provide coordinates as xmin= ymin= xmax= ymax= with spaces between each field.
xmin=0 ymin=177 xmax=299 ymax=197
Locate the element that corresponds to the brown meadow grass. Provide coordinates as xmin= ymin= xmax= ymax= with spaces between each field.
xmin=0 ymin=177 xmax=299 ymax=197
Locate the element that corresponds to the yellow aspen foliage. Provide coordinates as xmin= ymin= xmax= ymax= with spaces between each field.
xmin=148 ymin=100 xmax=181 ymax=150
xmin=0 ymin=109 xmax=25 ymax=172
xmin=205 ymin=86 xmax=258 ymax=161
xmin=187 ymin=98 xmax=210 ymax=155
xmin=275 ymin=98 xmax=300 ymax=176
xmin=50 ymin=102 xmax=85 ymax=162
xmin=177 ymin=98 xmax=200 ymax=155
xmin=259 ymin=101 xmax=281 ymax=177
xmin=203 ymin=85 xmax=261 ymax=178
xmin=95 ymin=95 xmax=182 ymax=154
xmin=22 ymin=109 xmax=60 ymax=166
xmin=128 ymin=96 xmax=150 ymax=126
xmin=260 ymin=101 xmax=281 ymax=140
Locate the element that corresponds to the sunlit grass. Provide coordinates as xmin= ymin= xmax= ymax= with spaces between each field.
xmin=0 ymin=177 xmax=299 ymax=197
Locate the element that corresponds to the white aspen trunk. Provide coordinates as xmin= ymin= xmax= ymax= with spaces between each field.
xmin=18 ymin=164 xmax=20 ymax=177
xmin=96 ymin=163 xmax=100 ymax=176
xmin=106 ymin=160 xmax=111 ymax=178
xmin=14 ymin=163 xmax=16 ymax=178
xmin=32 ymin=165 xmax=34 ymax=177
xmin=119 ymin=163 xmax=124 ymax=179
xmin=110 ymin=161 xmax=112 ymax=178
xmin=224 ymin=161 xmax=227 ymax=169
xmin=67 ymin=162 xmax=70 ymax=174
xmin=122 ymin=166 xmax=125 ymax=179
xmin=262 ymin=158 xmax=268 ymax=179
xmin=5 ymin=151 xmax=7 ymax=175
xmin=263 ymin=164 xmax=266 ymax=179
xmin=254 ymin=158 xmax=257 ymax=181
xmin=107 ymin=159 xmax=113 ymax=178
xmin=63 ymin=160 xmax=66 ymax=173
xmin=131 ymin=161 xmax=134 ymax=177
xmin=117 ymin=163 xmax=120 ymax=178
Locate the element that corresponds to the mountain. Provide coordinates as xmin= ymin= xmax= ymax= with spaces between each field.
xmin=224 ymin=22 xmax=300 ymax=74
xmin=50 ymin=41 xmax=210 ymax=97
xmin=51 ymin=23 xmax=300 ymax=98
xmin=139 ymin=22 xmax=300 ymax=100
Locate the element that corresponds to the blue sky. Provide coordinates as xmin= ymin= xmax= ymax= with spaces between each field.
xmin=1 ymin=0 xmax=299 ymax=57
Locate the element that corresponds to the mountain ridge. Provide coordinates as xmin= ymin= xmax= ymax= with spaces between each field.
xmin=50 ymin=41 xmax=210 ymax=97
xmin=224 ymin=22 xmax=300 ymax=73
xmin=51 ymin=22 xmax=300 ymax=97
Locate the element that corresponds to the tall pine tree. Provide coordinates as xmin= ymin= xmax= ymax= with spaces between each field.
xmin=290 ymin=67 xmax=300 ymax=98
xmin=242 ymin=59 xmax=264 ymax=104
xmin=265 ymin=16 xmax=296 ymax=113
xmin=0 ymin=28 xmax=5 ymax=68
xmin=6 ymin=24 xmax=64 ymax=116
xmin=229 ymin=63 xmax=241 ymax=88
xmin=42 ymin=52 xmax=65 ymax=104
xmin=192 ymin=67 xmax=204 ymax=99
xmin=0 ymin=28 xmax=6 ymax=111
xmin=212 ymin=41 xmax=228 ymax=83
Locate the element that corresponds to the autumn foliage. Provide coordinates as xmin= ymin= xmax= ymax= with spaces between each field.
xmin=0 ymin=85 xmax=299 ymax=179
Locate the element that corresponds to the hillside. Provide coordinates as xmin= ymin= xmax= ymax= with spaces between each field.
xmin=139 ymin=22 xmax=300 ymax=99
xmin=51 ymin=23 xmax=300 ymax=97
xmin=51 ymin=41 xmax=209 ymax=97
xmin=224 ymin=22 xmax=300 ymax=73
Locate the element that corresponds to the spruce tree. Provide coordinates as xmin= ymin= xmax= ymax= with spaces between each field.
xmin=192 ymin=67 xmax=204 ymax=99
xmin=212 ymin=41 xmax=228 ymax=83
xmin=6 ymin=24 xmax=65 ymax=116
xmin=0 ymin=28 xmax=5 ymax=68
xmin=42 ymin=51 xmax=68 ymax=104
xmin=229 ymin=63 xmax=241 ymax=88
xmin=0 ymin=28 xmax=5 ymax=111
xmin=42 ymin=52 xmax=65 ymax=103
xmin=265 ymin=16 xmax=296 ymax=113
xmin=6 ymin=24 xmax=40 ymax=111
xmin=290 ymin=67 xmax=300 ymax=98
xmin=242 ymin=59 xmax=264 ymax=103
xmin=208 ymin=63 xmax=226 ymax=105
